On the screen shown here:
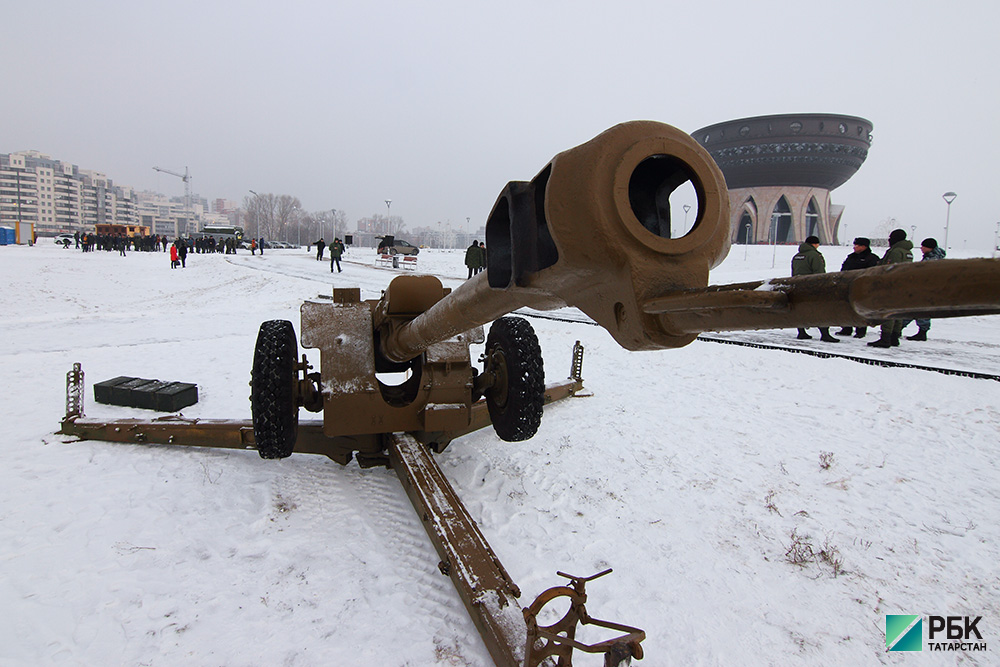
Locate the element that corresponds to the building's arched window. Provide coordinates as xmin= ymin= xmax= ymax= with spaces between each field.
xmin=805 ymin=199 xmax=821 ymax=241
xmin=737 ymin=212 xmax=753 ymax=244
xmin=769 ymin=196 xmax=792 ymax=244
xmin=737 ymin=197 xmax=756 ymax=244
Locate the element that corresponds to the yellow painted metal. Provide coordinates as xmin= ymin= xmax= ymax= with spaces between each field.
xmin=389 ymin=433 xmax=525 ymax=667
xmin=646 ymin=258 xmax=1000 ymax=334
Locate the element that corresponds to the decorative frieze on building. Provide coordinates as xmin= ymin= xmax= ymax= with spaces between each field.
xmin=693 ymin=114 xmax=873 ymax=245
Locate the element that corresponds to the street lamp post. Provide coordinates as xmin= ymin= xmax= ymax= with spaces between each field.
xmin=743 ymin=222 xmax=751 ymax=260
xmin=385 ymin=200 xmax=392 ymax=235
xmin=248 ymin=189 xmax=260 ymax=239
xmin=910 ymin=224 xmax=916 ymax=242
xmin=316 ymin=211 xmax=327 ymax=249
xmin=12 ymin=165 xmax=26 ymax=241
xmin=942 ymin=191 xmax=957 ymax=250
xmin=770 ymin=213 xmax=778 ymax=269
xmin=683 ymin=204 xmax=691 ymax=234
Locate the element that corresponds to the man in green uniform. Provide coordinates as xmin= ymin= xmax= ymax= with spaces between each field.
xmin=868 ymin=228 xmax=914 ymax=348
xmin=465 ymin=240 xmax=483 ymax=279
xmin=791 ymin=235 xmax=839 ymax=342
xmin=330 ymin=237 xmax=344 ymax=273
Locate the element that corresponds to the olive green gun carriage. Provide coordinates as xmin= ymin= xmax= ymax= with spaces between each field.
xmin=61 ymin=120 xmax=1000 ymax=666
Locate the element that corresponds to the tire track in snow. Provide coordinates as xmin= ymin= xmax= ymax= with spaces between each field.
xmin=352 ymin=467 xmax=491 ymax=665
xmin=258 ymin=454 xmax=489 ymax=663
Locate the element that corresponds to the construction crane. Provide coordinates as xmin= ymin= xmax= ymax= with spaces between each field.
xmin=152 ymin=166 xmax=193 ymax=233
xmin=153 ymin=167 xmax=194 ymax=234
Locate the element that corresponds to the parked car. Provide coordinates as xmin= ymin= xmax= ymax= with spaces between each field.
xmin=54 ymin=234 xmax=74 ymax=247
xmin=376 ymin=236 xmax=419 ymax=255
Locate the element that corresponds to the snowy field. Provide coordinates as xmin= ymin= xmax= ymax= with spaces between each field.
xmin=2 ymin=241 xmax=999 ymax=666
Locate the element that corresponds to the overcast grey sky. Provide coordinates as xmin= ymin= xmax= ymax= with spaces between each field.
xmin=6 ymin=0 xmax=999 ymax=248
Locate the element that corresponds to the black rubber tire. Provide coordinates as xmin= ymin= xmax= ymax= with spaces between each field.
xmin=484 ymin=317 xmax=545 ymax=442
xmin=389 ymin=248 xmax=398 ymax=255
xmin=251 ymin=320 xmax=299 ymax=459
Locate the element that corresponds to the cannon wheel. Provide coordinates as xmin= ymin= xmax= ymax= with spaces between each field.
xmin=251 ymin=319 xmax=299 ymax=459
xmin=484 ymin=317 xmax=544 ymax=442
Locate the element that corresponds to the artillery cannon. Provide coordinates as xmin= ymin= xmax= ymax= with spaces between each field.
xmin=61 ymin=120 xmax=1000 ymax=666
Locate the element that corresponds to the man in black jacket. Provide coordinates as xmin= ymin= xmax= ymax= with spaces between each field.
xmin=835 ymin=237 xmax=880 ymax=338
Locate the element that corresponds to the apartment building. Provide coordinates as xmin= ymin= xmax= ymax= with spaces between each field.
xmin=135 ymin=191 xmax=201 ymax=238
xmin=1 ymin=151 xmax=140 ymax=237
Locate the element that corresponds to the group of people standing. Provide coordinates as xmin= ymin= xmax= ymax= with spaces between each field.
xmin=464 ymin=240 xmax=487 ymax=279
xmin=191 ymin=236 xmax=240 ymax=254
xmin=74 ymin=231 xmax=168 ymax=253
xmin=314 ymin=238 xmax=346 ymax=272
xmin=791 ymin=229 xmax=946 ymax=346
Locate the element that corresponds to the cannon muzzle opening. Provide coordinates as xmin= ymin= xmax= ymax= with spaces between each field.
xmin=482 ymin=120 xmax=732 ymax=351
xmin=378 ymin=121 xmax=732 ymax=367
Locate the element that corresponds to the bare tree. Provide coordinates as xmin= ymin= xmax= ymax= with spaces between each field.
xmin=872 ymin=216 xmax=899 ymax=247
xmin=298 ymin=211 xmax=319 ymax=244
xmin=275 ymin=195 xmax=302 ymax=242
xmin=243 ymin=193 xmax=305 ymax=242
xmin=357 ymin=213 xmax=406 ymax=236
xmin=302 ymin=210 xmax=332 ymax=242
xmin=243 ymin=193 xmax=276 ymax=239
xmin=331 ymin=209 xmax=349 ymax=239
xmin=390 ymin=215 xmax=406 ymax=236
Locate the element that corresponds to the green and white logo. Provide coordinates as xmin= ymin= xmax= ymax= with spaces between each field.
xmin=886 ymin=615 xmax=922 ymax=651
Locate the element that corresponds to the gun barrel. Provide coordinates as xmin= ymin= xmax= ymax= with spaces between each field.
xmin=375 ymin=120 xmax=1000 ymax=362
xmin=379 ymin=120 xmax=733 ymax=361
xmin=646 ymin=258 xmax=1000 ymax=334
xmin=381 ymin=272 xmax=563 ymax=363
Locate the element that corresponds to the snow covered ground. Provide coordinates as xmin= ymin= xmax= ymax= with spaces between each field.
xmin=2 ymin=241 xmax=998 ymax=666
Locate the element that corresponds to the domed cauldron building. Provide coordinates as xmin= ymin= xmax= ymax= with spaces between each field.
xmin=693 ymin=114 xmax=872 ymax=245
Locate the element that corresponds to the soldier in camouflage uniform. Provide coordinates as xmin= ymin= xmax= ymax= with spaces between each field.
xmin=868 ymin=229 xmax=914 ymax=348
xmin=902 ymin=238 xmax=946 ymax=341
